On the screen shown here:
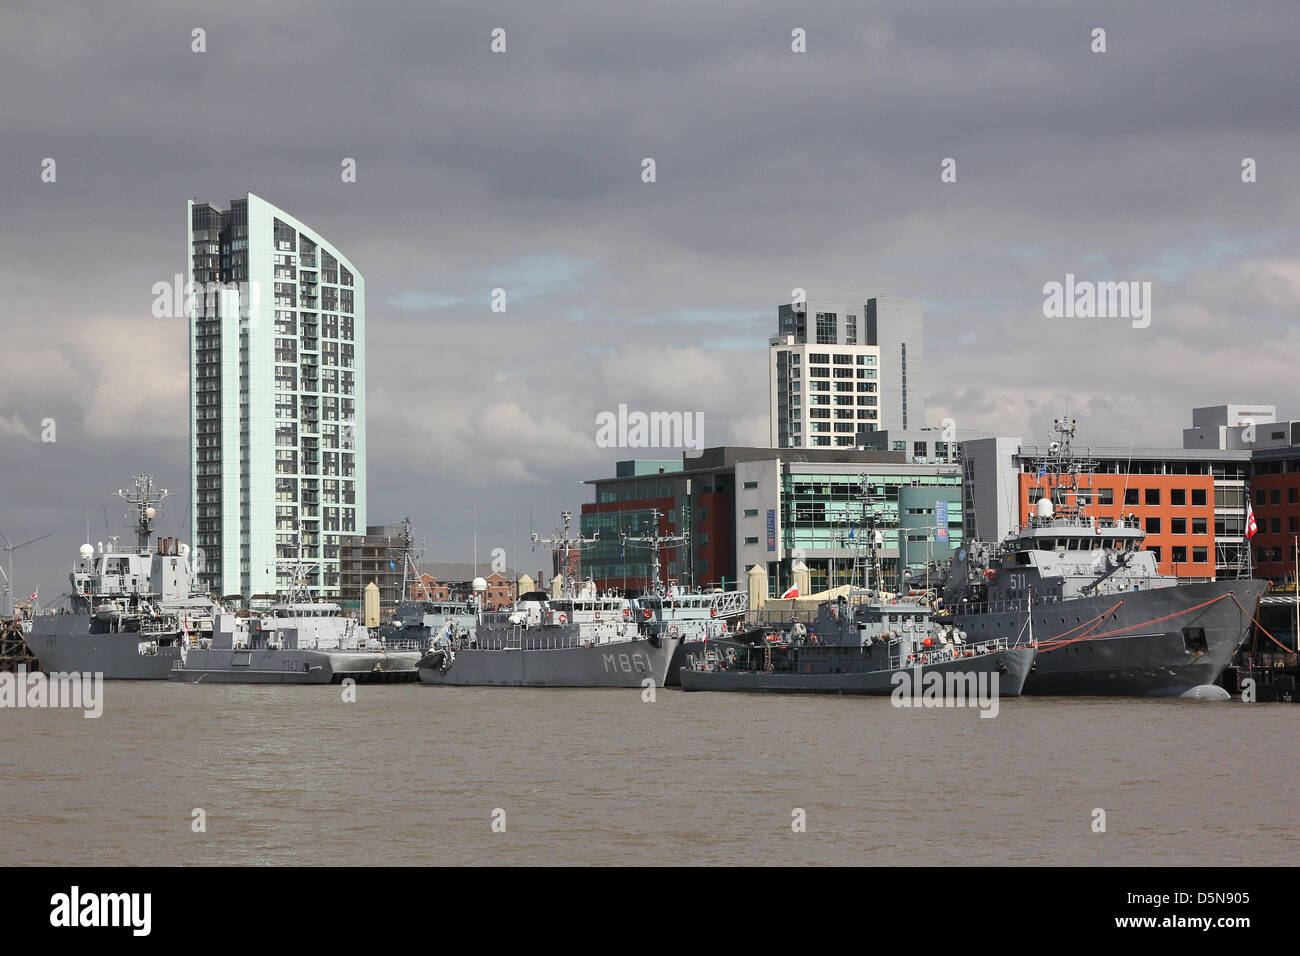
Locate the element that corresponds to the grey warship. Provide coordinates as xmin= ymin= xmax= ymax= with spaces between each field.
xmin=27 ymin=476 xmax=217 ymax=679
xmin=417 ymin=512 xmax=679 ymax=687
xmin=927 ymin=418 xmax=1264 ymax=697
xmin=682 ymin=509 xmax=1035 ymax=696
xmin=171 ymin=543 xmax=420 ymax=684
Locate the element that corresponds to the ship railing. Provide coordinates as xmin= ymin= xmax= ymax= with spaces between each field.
xmin=886 ymin=636 xmax=1012 ymax=669
xmin=473 ymin=629 xmax=639 ymax=652
xmin=748 ymin=608 xmax=820 ymax=625
xmin=382 ymin=639 xmax=425 ymax=651
xmin=947 ymin=595 xmax=1063 ymax=617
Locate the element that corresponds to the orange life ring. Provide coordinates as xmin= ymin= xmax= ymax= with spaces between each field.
xmin=804 ymin=664 xmax=812 ymax=673
xmin=710 ymin=608 xmax=717 ymax=618
xmin=557 ymin=613 xmax=568 ymax=624
xmin=643 ymin=609 xmax=652 ymax=621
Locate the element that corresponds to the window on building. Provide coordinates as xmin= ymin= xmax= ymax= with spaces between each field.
xmin=744 ymin=537 xmax=759 ymax=545
xmin=743 ymin=509 xmax=758 ymax=517
xmin=815 ymin=313 xmax=837 ymax=344
xmin=1256 ymin=489 xmax=1266 ymax=506
xmin=1171 ymin=518 xmax=1186 ymax=535
xmin=1125 ymin=489 xmax=1140 ymax=506
xmin=1145 ymin=488 xmax=1161 ymax=506
xmin=1192 ymin=488 xmax=1207 ymax=506
xmin=1098 ymin=488 xmax=1114 ymax=505
xmin=1149 ymin=546 xmax=1162 ymax=562
xmin=743 ymin=481 xmax=758 ymax=489
xmin=1171 ymin=546 xmax=1187 ymax=564
xmin=1192 ymin=517 xmax=1207 ymax=535
xmin=1171 ymin=488 xmax=1186 ymax=506
xmin=1145 ymin=517 xmax=1161 ymax=534
xmin=1270 ymin=488 xmax=1281 ymax=505
xmin=1192 ymin=546 xmax=1208 ymax=563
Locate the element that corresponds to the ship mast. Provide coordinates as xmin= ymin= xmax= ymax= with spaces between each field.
xmin=1031 ymin=418 xmax=1097 ymax=521
xmin=844 ymin=475 xmax=887 ymax=601
xmin=620 ymin=508 xmax=687 ymax=596
xmin=531 ymin=511 xmax=598 ymax=598
xmin=117 ymin=475 xmax=169 ymax=555
xmin=275 ymin=531 xmax=319 ymax=604
xmin=390 ymin=516 xmax=424 ymax=603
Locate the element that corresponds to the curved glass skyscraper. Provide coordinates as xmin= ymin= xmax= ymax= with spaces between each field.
xmin=188 ymin=193 xmax=366 ymax=603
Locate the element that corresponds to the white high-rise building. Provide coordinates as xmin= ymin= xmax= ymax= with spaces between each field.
xmin=768 ymin=296 xmax=925 ymax=448
xmin=188 ymin=193 xmax=366 ymax=602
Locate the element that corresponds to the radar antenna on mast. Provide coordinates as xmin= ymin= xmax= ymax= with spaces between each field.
xmin=620 ymin=508 xmax=688 ymax=596
xmin=531 ymin=511 xmax=599 ymax=598
xmin=1031 ymin=417 xmax=1098 ymax=519
xmin=116 ymin=475 xmax=169 ymax=554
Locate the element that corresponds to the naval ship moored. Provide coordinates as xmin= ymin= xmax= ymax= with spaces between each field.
xmin=417 ymin=512 xmax=678 ymax=687
xmin=927 ymin=418 xmax=1264 ymax=698
xmin=26 ymin=476 xmax=218 ymax=679
xmin=170 ymin=543 xmax=420 ymax=684
xmin=680 ymin=594 xmax=1035 ymax=696
xmin=682 ymin=508 xmax=1035 ymax=697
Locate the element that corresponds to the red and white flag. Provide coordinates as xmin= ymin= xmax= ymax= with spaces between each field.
xmin=27 ymin=588 xmax=37 ymax=602
xmin=780 ymin=584 xmax=799 ymax=599
xmin=1245 ymin=503 xmax=1258 ymax=540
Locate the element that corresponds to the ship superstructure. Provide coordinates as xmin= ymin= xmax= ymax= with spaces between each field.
xmin=28 ymin=476 xmax=216 ymax=679
xmin=417 ymin=512 xmax=678 ymax=687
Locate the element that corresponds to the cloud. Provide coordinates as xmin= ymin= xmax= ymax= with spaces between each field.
xmin=2 ymin=0 xmax=1299 ymax=594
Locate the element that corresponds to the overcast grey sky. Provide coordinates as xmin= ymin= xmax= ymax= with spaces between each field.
xmin=2 ymin=0 xmax=1298 ymax=598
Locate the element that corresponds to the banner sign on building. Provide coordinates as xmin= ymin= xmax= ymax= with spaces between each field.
xmin=935 ymin=499 xmax=949 ymax=543
xmin=767 ymin=509 xmax=776 ymax=551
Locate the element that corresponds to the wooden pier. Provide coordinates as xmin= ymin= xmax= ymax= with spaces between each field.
xmin=0 ymin=604 xmax=39 ymax=673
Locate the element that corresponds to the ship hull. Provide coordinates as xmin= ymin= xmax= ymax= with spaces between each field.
xmin=26 ymin=616 xmax=179 ymax=679
xmin=418 ymin=634 xmax=680 ymax=687
xmin=663 ymin=637 xmax=747 ymax=687
xmin=169 ymin=648 xmax=421 ymax=684
xmin=949 ymin=579 xmax=1263 ymax=697
xmin=680 ymin=645 xmax=1035 ymax=696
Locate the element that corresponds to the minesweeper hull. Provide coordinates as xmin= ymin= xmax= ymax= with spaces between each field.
xmin=950 ymin=579 xmax=1264 ymax=697
xmin=27 ymin=615 xmax=179 ymax=679
xmin=170 ymin=648 xmax=422 ymax=684
xmin=680 ymin=645 xmax=1036 ymax=696
xmin=418 ymin=635 xmax=680 ymax=687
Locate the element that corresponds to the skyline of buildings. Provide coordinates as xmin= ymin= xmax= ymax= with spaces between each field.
xmin=1 ymin=192 xmax=1278 ymax=609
